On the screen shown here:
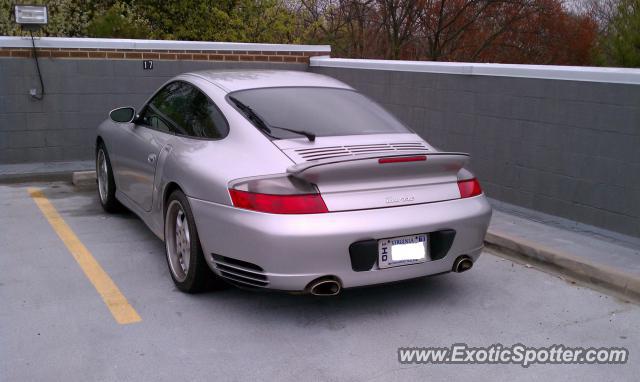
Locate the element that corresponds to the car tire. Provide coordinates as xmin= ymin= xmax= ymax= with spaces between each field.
xmin=164 ymin=190 xmax=221 ymax=293
xmin=96 ymin=143 xmax=122 ymax=213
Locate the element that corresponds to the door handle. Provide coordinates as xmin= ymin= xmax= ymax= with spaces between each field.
xmin=147 ymin=153 xmax=157 ymax=164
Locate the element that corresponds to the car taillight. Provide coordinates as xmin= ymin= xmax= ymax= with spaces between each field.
xmin=228 ymin=175 xmax=328 ymax=214
xmin=457 ymin=178 xmax=482 ymax=198
xmin=229 ymin=190 xmax=328 ymax=214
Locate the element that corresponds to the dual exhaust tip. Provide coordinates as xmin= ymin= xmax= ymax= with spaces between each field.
xmin=307 ymin=256 xmax=472 ymax=296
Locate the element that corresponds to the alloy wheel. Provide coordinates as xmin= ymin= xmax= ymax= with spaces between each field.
xmin=165 ymin=200 xmax=191 ymax=282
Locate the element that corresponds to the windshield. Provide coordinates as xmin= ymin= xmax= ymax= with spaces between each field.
xmin=228 ymin=87 xmax=411 ymax=139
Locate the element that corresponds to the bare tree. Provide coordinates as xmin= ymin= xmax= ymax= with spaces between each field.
xmin=585 ymin=0 xmax=619 ymax=32
xmin=297 ymin=0 xmax=351 ymax=45
xmin=376 ymin=0 xmax=420 ymax=59
xmin=414 ymin=0 xmax=546 ymax=61
xmin=343 ymin=0 xmax=380 ymax=58
xmin=294 ymin=0 xmax=598 ymax=64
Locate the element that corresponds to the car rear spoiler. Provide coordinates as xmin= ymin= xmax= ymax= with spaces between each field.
xmin=286 ymin=151 xmax=470 ymax=175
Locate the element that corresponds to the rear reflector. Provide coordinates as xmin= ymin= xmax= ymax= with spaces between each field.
xmin=229 ymin=189 xmax=328 ymax=214
xmin=457 ymin=178 xmax=482 ymax=198
xmin=378 ymin=155 xmax=427 ymax=164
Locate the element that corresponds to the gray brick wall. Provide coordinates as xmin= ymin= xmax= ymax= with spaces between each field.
xmin=311 ymin=67 xmax=640 ymax=238
xmin=0 ymin=57 xmax=306 ymax=164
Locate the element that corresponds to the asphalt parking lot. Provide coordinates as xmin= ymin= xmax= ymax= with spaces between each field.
xmin=1 ymin=181 xmax=639 ymax=381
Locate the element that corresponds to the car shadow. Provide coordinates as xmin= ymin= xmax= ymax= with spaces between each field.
xmin=188 ymin=271 xmax=473 ymax=330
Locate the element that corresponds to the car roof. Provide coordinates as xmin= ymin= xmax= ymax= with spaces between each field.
xmin=183 ymin=70 xmax=353 ymax=93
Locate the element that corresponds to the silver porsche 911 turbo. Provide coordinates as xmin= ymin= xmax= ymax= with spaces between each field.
xmin=96 ymin=70 xmax=492 ymax=295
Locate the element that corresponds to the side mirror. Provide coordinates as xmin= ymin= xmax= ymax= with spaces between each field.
xmin=109 ymin=107 xmax=136 ymax=123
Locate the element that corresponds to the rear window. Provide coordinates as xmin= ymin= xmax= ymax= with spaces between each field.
xmin=227 ymin=87 xmax=411 ymax=139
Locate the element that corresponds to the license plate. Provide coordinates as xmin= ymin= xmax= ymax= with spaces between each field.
xmin=378 ymin=234 xmax=428 ymax=269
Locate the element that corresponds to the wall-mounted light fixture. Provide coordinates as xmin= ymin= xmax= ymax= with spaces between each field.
xmin=14 ymin=5 xmax=48 ymax=100
xmin=14 ymin=5 xmax=49 ymax=28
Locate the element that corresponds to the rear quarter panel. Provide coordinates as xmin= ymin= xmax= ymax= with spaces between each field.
xmin=150 ymin=76 xmax=296 ymax=237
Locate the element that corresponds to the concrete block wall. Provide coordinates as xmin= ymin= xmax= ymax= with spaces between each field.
xmin=2 ymin=36 xmax=639 ymax=238
xmin=0 ymin=37 xmax=329 ymax=164
xmin=310 ymin=58 xmax=640 ymax=237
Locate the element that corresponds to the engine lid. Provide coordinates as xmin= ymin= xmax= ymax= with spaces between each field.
xmin=272 ymin=133 xmax=432 ymax=164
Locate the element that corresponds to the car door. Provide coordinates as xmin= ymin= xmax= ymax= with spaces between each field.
xmin=116 ymin=82 xmax=187 ymax=212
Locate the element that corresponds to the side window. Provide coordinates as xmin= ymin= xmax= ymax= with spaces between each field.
xmin=178 ymin=84 xmax=229 ymax=139
xmin=139 ymin=81 xmax=228 ymax=139
xmin=139 ymin=82 xmax=189 ymax=134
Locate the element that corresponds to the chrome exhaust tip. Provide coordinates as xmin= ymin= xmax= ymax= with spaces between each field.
xmin=308 ymin=278 xmax=342 ymax=296
xmin=453 ymin=256 xmax=473 ymax=273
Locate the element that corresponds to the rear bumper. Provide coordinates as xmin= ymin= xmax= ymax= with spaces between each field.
xmin=189 ymin=195 xmax=492 ymax=291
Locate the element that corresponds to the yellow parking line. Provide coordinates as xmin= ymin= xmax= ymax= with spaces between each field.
xmin=28 ymin=188 xmax=142 ymax=325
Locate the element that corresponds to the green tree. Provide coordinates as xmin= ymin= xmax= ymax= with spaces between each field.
xmin=87 ymin=2 xmax=152 ymax=39
xmin=1 ymin=0 xmax=297 ymax=43
xmin=133 ymin=0 xmax=296 ymax=42
xmin=231 ymin=0 xmax=297 ymax=43
xmin=599 ymin=0 xmax=640 ymax=67
xmin=135 ymin=0 xmax=238 ymax=41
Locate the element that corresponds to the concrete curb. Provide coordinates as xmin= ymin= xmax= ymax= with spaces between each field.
xmin=0 ymin=171 xmax=73 ymax=184
xmin=72 ymin=171 xmax=97 ymax=187
xmin=0 ymin=170 xmax=97 ymax=186
xmin=0 ymin=161 xmax=94 ymax=184
xmin=485 ymin=229 xmax=640 ymax=303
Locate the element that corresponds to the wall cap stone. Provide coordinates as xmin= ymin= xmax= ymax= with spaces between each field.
xmin=310 ymin=56 xmax=640 ymax=85
xmin=0 ymin=36 xmax=331 ymax=53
